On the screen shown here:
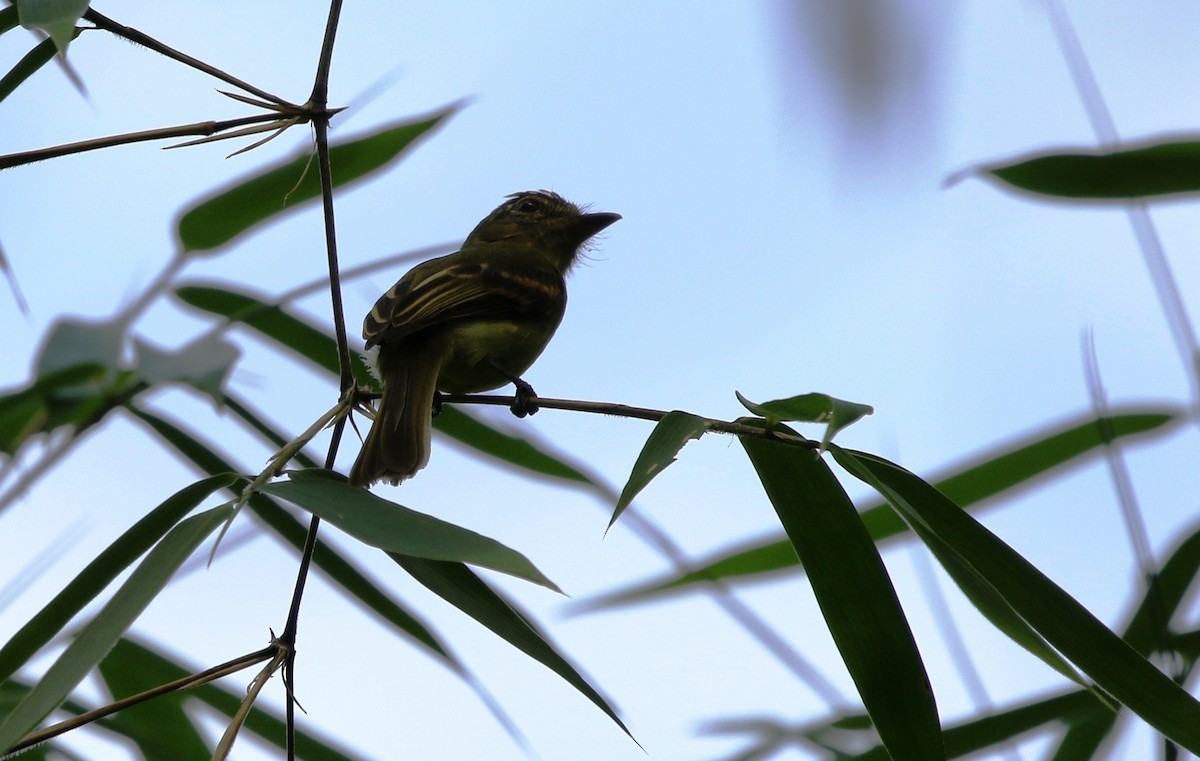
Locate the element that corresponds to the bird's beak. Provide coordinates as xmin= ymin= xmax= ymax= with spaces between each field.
xmin=569 ymin=211 xmax=621 ymax=242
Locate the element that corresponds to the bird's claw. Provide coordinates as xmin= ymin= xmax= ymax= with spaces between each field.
xmin=510 ymin=379 xmax=539 ymax=418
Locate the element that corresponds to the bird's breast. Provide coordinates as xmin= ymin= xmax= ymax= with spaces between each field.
xmin=436 ymin=316 xmax=563 ymax=393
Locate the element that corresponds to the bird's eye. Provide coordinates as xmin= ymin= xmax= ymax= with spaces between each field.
xmin=515 ymin=198 xmax=541 ymax=214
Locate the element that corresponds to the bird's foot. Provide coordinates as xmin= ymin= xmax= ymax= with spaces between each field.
xmin=510 ymin=379 xmax=539 ymax=418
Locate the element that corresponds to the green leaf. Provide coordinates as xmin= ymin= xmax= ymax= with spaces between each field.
xmin=0 ymin=681 xmax=87 ymax=760
xmin=611 ymin=411 xmax=707 ymax=528
xmin=0 ymin=7 xmax=19 ymax=35
xmin=582 ymin=409 xmax=1180 ymax=605
xmin=921 ymin=522 xmax=1101 ymax=699
xmin=0 ymin=36 xmax=58 ymax=106
xmin=392 ymin=555 xmax=636 ymax=743
xmin=1124 ymin=522 xmax=1200 ymax=656
xmin=832 ymin=447 xmax=1200 ymax=753
xmin=0 ymin=362 xmax=115 ymax=455
xmin=852 ymin=689 xmax=1101 ymax=760
xmin=214 ymin=395 xmax=530 ymax=740
xmin=736 ymin=390 xmax=872 ymax=449
xmin=127 ymin=406 xmax=454 ymax=661
xmin=982 ymin=138 xmax=1200 ymax=200
xmin=0 ymin=386 xmax=47 ymax=456
xmin=174 ymin=282 xmax=374 ymax=385
xmin=96 ymin=642 xmax=209 ymax=759
xmin=176 ymin=107 xmax=457 ymax=253
xmin=0 ymin=474 xmax=235 ymax=685
xmin=262 ymin=469 xmax=560 ymax=591
xmin=101 ymin=638 xmax=361 ymax=760
xmin=740 ymin=429 xmax=943 ymax=761
xmin=0 ymin=504 xmax=232 ymax=751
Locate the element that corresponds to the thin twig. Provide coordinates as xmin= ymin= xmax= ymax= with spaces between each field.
xmin=6 ymin=645 xmax=278 ymax=755
xmin=435 ymin=393 xmax=820 ymax=449
xmin=212 ymin=643 xmax=290 ymax=760
xmin=82 ymin=9 xmax=298 ymax=109
xmin=0 ymin=113 xmax=291 ymax=170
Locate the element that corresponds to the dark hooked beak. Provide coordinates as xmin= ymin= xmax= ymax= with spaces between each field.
xmin=568 ymin=211 xmax=621 ymax=243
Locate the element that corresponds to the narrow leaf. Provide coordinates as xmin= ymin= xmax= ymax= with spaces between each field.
xmin=583 ymin=409 xmax=1179 ymax=605
xmin=393 ymin=555 xmax=636 ymax=742
xmin=176 ymin=107 xmax=457 ymax=253
xmin=127 ymin=406 xmax=453 ymax=660
xmin=853 ymin=689 xmax=1101 ymax=760
xmin=834 ymin=447 xmax=1200 ymax=753
xmin=0 ymin=505 xmax=232 ymax=751
xmin=740 ymin=430 xmax=943 ymax=761
xmin=0 ymin=474 xmax=236 ymax=684
xmin=0 ymin=362 xmax=113 ymax=455
xmin=0 ymin=7 xmax=18 ymax=35
xmin=0 ymin=680 xmax=84 ymax=760
xmin=611 ymin=411 xmax=707 ymax=528
xmin=1047 ymin=714 xmax=1118 ymax=761
xmin=0 ymin=32 xmax=73 ymax=107
xmin=262 ymin=470 xmax=559 ymax=592
xmin=104 ymin=638 xmax=360 ymax=760
xmin=737 ymin=390 xmax=872 ymax=449
xmin=174 ymin=282 xmax=374 ymax=385
xmin=981 ymin=138 xmax=1200 ymax=200
xmin=96 ymin=641 xmax=209 ymax=759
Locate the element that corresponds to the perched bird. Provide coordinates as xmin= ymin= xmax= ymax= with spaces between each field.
xmin=348 ymin=190 xmax=620 ymax=487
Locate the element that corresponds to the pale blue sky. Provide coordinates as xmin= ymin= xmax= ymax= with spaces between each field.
xmin=3 ymin=2 xmax=1200 ymax=759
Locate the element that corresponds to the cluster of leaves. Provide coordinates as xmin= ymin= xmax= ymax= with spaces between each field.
xmin=3 ymin=2 xmax=1200 ymax=760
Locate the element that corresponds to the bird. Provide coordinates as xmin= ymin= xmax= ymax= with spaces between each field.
xmin=348 ymin=190 xmax=620 ymax=486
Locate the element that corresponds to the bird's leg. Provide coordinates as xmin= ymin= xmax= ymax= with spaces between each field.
xmin=487 ymin=359 xmax=539 ymax=418
xmin=509 ymin=378 xmax=538 ymax=418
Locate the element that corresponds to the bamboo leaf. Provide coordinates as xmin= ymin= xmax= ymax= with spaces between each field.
xmin=0 ymin=505 xmax=232 ymax=751
xmin=0 ymin=474 xmax=236 ymax=685
xmin=833 ymin=447 xmax=1200 ymax=753
xmin=127 ymin=406 xmax=453 ymax=661
xmin=262 ymin=469 xmax=561 ymax=592
xmin=736 ymin=390 xmax=872 ymax=449
xmin=611 ymin=411 xmax=707 ymax=528
xmin=741 ymin=430 xmax=943 ymax=761
xmin=393 ymin=555 xmax=636 ymax=744
xmin=176 ymin=108 xmax=457 ymax=253
xmin=980 ymin=138 xmax=1200 ymax=201
xmin=581 ymin=409 xmax=1179 ymax=607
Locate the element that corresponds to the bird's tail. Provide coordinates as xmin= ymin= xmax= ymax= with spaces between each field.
xmin=348 ymin=353 xmax=439 ymax=487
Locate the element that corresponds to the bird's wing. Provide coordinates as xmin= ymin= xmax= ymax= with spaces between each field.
xmin=363 ymin=257 xmax=564 ymax=346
